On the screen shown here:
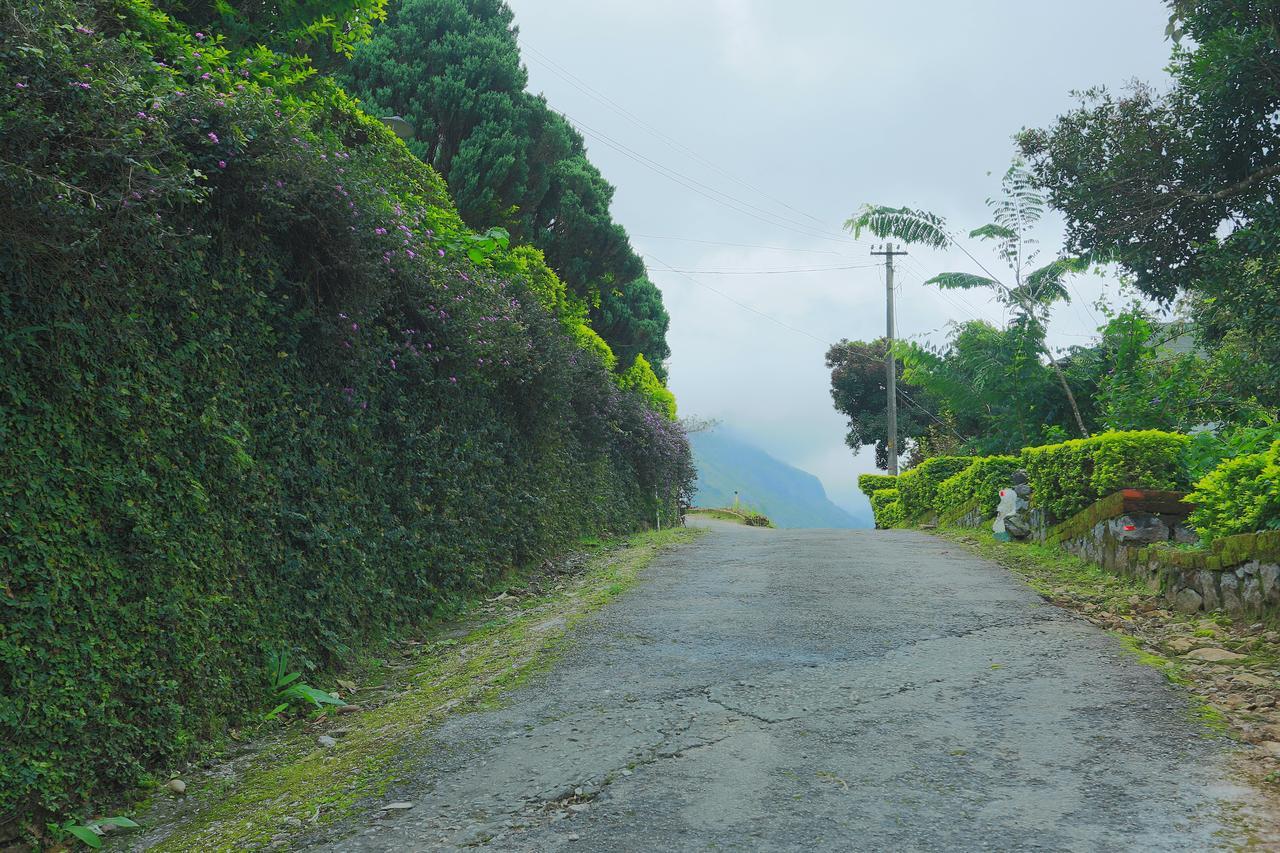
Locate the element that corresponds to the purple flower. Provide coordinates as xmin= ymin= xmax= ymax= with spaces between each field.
xmin=75 ymin=25 xmax=94 ymax=34
xmin=217 ymin=160 xmax=227 ymax=169
xmin=437 ymin=249 xmax=445 ymax=257
xmin=16 ymin=82 xmax=27 ymax=89
xmin=449 ymin=376 xmax=458 ymax=384
xmin=195 ymin=31 xmax=205 ymax=39
xmin=374 ymin=227 xmax=387 ymax=236
xmin=207 ymin=132 xmax=219 ymax=143
xmin=389 ymin=358 xmax=397 ymax=369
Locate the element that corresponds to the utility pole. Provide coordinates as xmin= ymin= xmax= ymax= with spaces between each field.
xmin=871 ymin=243 xmax=908 ymax=475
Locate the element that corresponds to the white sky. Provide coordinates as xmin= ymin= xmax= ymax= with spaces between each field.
xmin=505 ymin=0 xmax=1175 ymax=516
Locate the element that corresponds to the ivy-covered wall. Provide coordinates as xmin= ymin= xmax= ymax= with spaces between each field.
xmin=0 ymin=0 xmax=693 ymax=826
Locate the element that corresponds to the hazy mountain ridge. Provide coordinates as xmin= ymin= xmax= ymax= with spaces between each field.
xmin=690 ymin=429 xmax=871 ymax=529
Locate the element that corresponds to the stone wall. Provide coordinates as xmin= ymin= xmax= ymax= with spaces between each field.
xmin=939 ymin=495 xmax=986 ymax=529
xmin=1040 ymin=490 xmax=1280 ymax=618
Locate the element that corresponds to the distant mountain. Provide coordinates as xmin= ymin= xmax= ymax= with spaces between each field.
xmin=689 ymin=428 xmax=871 ymax=529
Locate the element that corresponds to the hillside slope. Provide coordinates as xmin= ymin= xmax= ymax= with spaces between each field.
xmin=690 ymin=429 xmax=870 ymax=529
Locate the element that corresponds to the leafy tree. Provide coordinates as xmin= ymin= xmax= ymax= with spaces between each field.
xmin=340 ymin=0 xmax=670 ymax=377
xmin=847 ymin=162 xmax=1093 ymax=436
xmin=158 ymin=0 xmax=385 ymax=64
xmin=897 ymin=318 xmax=1097 ymax=455
xmin=825 ymin=338 xmax=937 ymax=469
xmin=1018 ymin=0 xmax=1280 ymax=408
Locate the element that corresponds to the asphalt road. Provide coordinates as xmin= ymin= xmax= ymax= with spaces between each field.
xmin=312 ymin=521 xmax=1249 ymax=852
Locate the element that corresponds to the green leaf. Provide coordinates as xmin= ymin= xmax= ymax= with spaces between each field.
xmin=95 ymin=817 xmax=140 ymax=829
xmin=968 ymin=223 xmax=1017 ymax=242
xmin=926 ymin=272 xmax=1000 ymax=291
xmin=65 ymin=826 xmax=102 ymax=848
xmin=844 ymin=204 xmax=950 ymax=249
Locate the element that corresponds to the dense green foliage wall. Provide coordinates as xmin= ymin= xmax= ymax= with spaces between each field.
xmin=0 ymin=0 xmax=692 ymax=828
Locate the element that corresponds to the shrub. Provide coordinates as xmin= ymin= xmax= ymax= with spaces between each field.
xmin=870 ymin=488 xmax=905 ymax=529
xmin=0 ymin=0 xmax=693 ymax=828
xmin=857 ymin=473 xmax=897 ymax=497
xmin=1022 ymin=430 xmax=1191 ymax=521
xmin=1187 ymin=442 xmax=1280 ymax=541
xmin=617 ymin=354 xmax=677 ymax=420
xmin=896 ymin=456 xmax=974 ymax=518
xmin=935 ymin=455 xmax=1019 ymax=519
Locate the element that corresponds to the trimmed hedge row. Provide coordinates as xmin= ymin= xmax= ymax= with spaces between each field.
xmin=935 ymin=455 xmax=1019 ymax=520
xmin=1188 ymin=441 xmax=1280 ymax=541
xmin=857 ymin=473 xmax=898 ymax=498
xmin=896 ymin=456 xmax=973 ymax=519
xmin=1022 ymin=430 xmax=1191 ymax=521
xmin=870 ymin=488 xmax=905 ymax=529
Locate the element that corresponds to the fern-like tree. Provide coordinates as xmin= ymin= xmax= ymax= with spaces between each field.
xmin=846 ymin=162 xmax=1092 ymax=437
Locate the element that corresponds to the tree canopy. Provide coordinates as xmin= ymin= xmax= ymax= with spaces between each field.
xmin=340 ymin=0 xmax=670 ymax=377
xmin=1018 ymin=0 xmax=1280 ymax=407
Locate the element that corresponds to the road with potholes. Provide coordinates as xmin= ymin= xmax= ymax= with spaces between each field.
xmin=309 ymin=519 xmax=1253 ymax=851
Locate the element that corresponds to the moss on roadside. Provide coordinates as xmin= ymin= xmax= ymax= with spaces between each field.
xmin=139 ymin=527 xmax=702 ymax=851
xmin=934 ymin=526 xmax=1149 ymax=613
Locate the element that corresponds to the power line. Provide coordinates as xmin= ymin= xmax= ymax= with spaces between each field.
xmin=662 ymin=263 xmax=880 ymax=275
xmin=559 ymin=111 xmax=864 ymax=246
xmin=644 ymin=254 xmax=830 ymax=345
xmin=519 ymin=41 xmax=834 ymax=231
xmin=647 ymin=253 xmax=963 ymax=443
xmin=631 ymin=234 xmax=852 ymax=256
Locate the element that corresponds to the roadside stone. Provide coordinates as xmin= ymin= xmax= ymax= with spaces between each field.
xmin=1184 ymin=647 xmax=1248 ymax=663
xmin=1172 ymin=588 xmax=1203 ymax=614
xmin=384 ymin=802 xmax=414 ymax=811
xmin=281 ymin=817 xmax=304 ymax=829
xmin=316 ymin=735 xmax=338 ymax=749
xmin=1233 ymin=672 xmax=1273 ymax=688
xmin=1166 ymin=636 xmax=1199 ymax=654
xmin=1004 ymin=514 xmax=1031 ymax=540
xmin=165 ymin=779 xmax=186 ymax=796
xmin=567 ymin=832 xmax=580 ymax=842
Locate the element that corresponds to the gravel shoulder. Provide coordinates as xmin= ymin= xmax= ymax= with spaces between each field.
xmin=293 ymin=521 xmax=1266 ymax=851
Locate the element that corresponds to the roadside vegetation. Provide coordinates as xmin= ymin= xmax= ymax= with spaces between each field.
xmin=0 ymin=0 xmax=692 ymax=844
xmin=830 ymin=2 xmax=1280 ymax=482
xmin=686 ymin=507 xmax=775 ymax=528
xmin=127 ymin=528 xmax=701 ymax=852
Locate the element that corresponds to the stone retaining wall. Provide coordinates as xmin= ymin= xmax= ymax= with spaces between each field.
xmin=1040 ymin=490 xmax=1280 ymax=618
xmin=939 ymin=495 xmax=985 ymax=529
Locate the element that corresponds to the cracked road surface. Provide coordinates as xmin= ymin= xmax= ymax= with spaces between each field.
xmin=310 ymin=521 xmax=1250 ymax=851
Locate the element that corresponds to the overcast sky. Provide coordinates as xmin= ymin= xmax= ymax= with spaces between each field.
xmin=505 ymin=0 xmax=1176 ymax=518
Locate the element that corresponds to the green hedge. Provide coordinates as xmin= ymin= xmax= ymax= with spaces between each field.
xmin=870 ymin=488 xmax=905 ymax=529
xmin=935 ymin=455 xmax=1020 ymax=519
xmin=857 ymin=473 xmax=897 ymax=497
xmin=1187 ymin=441 xmax=1280 ymax=541
xmin=1022 ymin=430 xmax=1190 ymax=521
xmin=896 ymin=456 xmax=974 ymax=518
xmin=0 ymin=1 xmax=693 ymax=827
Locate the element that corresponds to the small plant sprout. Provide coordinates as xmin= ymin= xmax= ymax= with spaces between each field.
xmin=61 ymin=816 xmax=140 ymax=848
xmin=265 ymin=650 xmax=346 ymax=720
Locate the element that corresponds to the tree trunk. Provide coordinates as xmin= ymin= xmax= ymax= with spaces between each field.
xmin=1044 ymin=347 xmax=1090 ymax=438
